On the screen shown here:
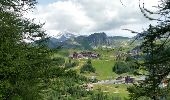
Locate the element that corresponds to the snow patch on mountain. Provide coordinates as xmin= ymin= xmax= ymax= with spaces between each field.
xmin=50 ymin=31 xmax=77 ymax=42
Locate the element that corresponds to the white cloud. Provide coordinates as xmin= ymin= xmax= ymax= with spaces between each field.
xmin=25 ymin=0 xmax=159 ymax=37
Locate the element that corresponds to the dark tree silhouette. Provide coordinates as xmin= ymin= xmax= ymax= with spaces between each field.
xmin=128 ymin=0 xmax=170 ymax=100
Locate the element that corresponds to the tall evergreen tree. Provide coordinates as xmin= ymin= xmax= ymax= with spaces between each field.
xmin=128 ymin=0 xmax=170 ymax=99
xmin=0 ymin=1 xmax=91 ymax=99
xmin=0 ymin=0 xmax=56 ymax=99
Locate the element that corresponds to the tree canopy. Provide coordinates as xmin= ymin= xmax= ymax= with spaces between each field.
xmin=128 ymin=0 xmax=170 ymax=100
xmin=0 ymin=0 xmax=90 ymax=99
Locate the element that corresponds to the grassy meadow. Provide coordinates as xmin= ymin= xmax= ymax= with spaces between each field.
xmin=51 ymin=48 xmax=136 ymax=99
xmin=91 ymin=59 xmax=116 ymax=80
xmin=93 ymin=84 xmax=130 ymax=99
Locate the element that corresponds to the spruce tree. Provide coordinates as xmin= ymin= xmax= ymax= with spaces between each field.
xmin=128 ymin=1 xmax=170 ymax=99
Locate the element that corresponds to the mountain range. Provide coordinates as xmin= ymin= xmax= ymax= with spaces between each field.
xmin=35 ymin=32 xmax=131 ymax=49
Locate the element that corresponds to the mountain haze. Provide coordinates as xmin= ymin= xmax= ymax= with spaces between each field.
xmin=36 ymin=32 xmax=131 ymax=49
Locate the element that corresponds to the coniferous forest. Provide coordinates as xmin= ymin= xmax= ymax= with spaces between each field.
xmin=0 ymin=0 xmax=170 ymax=100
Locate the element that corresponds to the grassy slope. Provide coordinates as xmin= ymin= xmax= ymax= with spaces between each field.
xmin=51 ymin=48 xmax=135 ymax=99
xmin=73 ymin=59 xmax=116 ymax=80
xmin=92 ymin=59 xmax=116 ymax=80
xmin=52 ymin=48 xmax=126 ymax=80
xmin=93 ymin=84 xmax=130 ymax=99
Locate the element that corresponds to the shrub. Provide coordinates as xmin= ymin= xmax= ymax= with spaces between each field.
xmin=65 ymin=59 xmax=79 ymax=69
xmin=112 ymin=61 xmax=130 ymax=74
xmin=80 ymin=59 xmax=95 ymax=73
xmin=52 ymin=57 xmax=65 ymax=66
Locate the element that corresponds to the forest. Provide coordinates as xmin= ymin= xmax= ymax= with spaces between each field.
xmin=0 ymin=0 xmax=170 ymax=100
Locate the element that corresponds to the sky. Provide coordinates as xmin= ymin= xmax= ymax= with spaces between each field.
xmin=25 ymin=0 xmax=159 ymax=37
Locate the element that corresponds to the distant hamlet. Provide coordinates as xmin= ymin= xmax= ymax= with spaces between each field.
xmin=69 ymin=51 xmax=100 ymax=59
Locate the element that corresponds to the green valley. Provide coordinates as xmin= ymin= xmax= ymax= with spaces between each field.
xmin=2 ymin=0 xmax=169 ymax=99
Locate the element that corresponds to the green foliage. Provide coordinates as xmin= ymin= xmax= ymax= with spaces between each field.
xmin=44 ymin=70 xmax=91 ymax=100
xmin=0 ymin=35 xmax=51 ymax=99
xmin=112 ymin=61 xmax=136 ymax=74
xmin=57 ymin=49 xmax=70 ymax=57
xmin=0 ymin=0 xmax=90 ymax=100
xmin=80 ymin=59 xmax=96 ymax=73
xmin=128 ymin=1 xmax=170 ymax=99
xmin=90 ymin=89 xmax=123 ymax=100
xmin=91 ymin=59 xmax=116 ymax=80
xmin=113 ymin=61 xmax=129 ymax=74
xmin=0 ymin=0 xmax=51 ymax=99
xmin=65 ymin=59 xmax=79 ymax=69
xmin=91 ymin=89 xmax=109 ymax=100
xmin=52 ymin=57 xmax=65 ymax=66
xmin=0 ymin=0 xmax=37 ymax=13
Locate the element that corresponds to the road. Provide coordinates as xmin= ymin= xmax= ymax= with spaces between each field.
xmin=93 ymin=76 xmax=146 ymax=84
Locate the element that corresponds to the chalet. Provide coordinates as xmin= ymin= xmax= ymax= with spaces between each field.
xmin=69 ymin=52 xmax=100 ymax=59
xmin=125 ymin=76 xmax=134 ymax=84
xmin=127 ymin=46 xmax=142 ymax=60
xmin=114 ymin=76 xmax=135 ymax=84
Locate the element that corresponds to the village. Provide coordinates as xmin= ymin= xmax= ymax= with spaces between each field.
xmin=69 ymin=51 xmax=100 ymax=59
xmin=65 ymin=47 xmax=170 ymax=99
xmin=67 ymin=50 xmax=170 ymax=92
xmin=82 ymin=75 xmax=170 ymax=91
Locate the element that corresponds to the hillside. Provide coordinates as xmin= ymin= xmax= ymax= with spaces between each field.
xmin=35 ymin=32 xmax=132 ymax=49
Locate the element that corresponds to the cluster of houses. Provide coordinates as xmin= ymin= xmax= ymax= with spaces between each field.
xmin=69 ymin=51 xmax=100 ymax=59
xmin=96 ymin=76 xmax=136 ymax=84
xmin=114 ymin=76 xmax=135 ymax=84
xmin=114 ymin=46 xmax=142 ymax=60
xmin=114 ymin=75 xmax=170 ymax=87
xmin=127 ymin=46 xmax=141 ymax=55
xmin=81 ymin=75 xmax=170 ymax=92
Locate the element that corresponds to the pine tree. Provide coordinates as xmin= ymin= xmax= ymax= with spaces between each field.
xmin=128 ymin=1 xmax=170 ymax=99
